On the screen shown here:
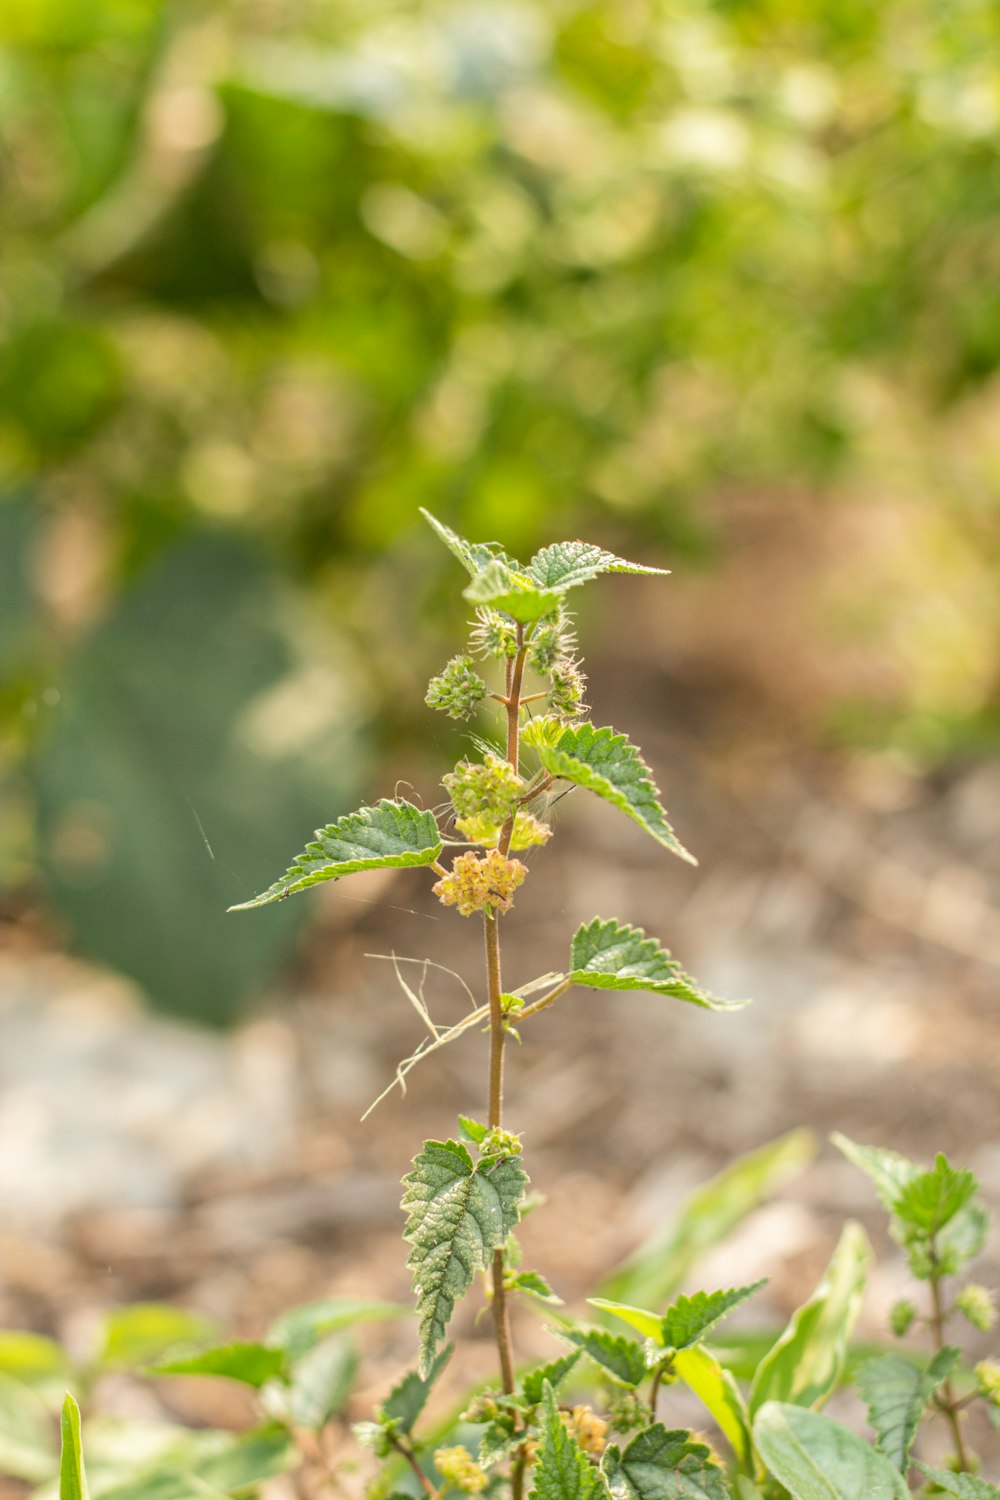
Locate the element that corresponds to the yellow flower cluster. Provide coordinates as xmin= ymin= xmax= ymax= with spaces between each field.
xmin=562 ymin=1405 xmax=608 ymax=1458
xmin=433 ymin=850 xmax=527 ymax=916
xmin=434 ymin=1446 xmax=489 ymax=1494
xmin=455 ymin=810 xmax=551 ymax=850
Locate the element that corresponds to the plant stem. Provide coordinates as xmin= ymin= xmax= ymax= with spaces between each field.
xmin=929 ymin=1250 xmax=971 ymax=1472
xmin=483 ymin=631 xmax=529 ymax=1403
xmin=649 ymin=1362 xmax=667 ymax=1418
xmin=518 ymin=978 xmax=573 ymax=1021
xmin=388 ymin=1434 xmax=439 ymax=1499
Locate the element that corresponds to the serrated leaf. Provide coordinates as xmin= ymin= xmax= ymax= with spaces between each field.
xmin=856 ymin=1347 xmax=959 ymax=1471
xmin=380 ymin=1345 xmax=453 ymax=1436
xmin=749 ymin=1223 xmax=870 ymax=1415
xmin=568 ymin=920 xmax=745 ymax=1011
xmin=522 ymin=1352 xmax=582 ymax=1406
xmin=420 ymin=509 xmax=518 ymax=577
xmin=527 ymin=541 xmax=669 ymax=592
xmin=229 ymin=799 xmax=443 ymax=909
xmin=530 ymin=1384 xmax=603 ymax=1500
xmin=914 ymin=1463 xmax=1000 ymax=1498
xmin=753 ymin=1403 xmax=908 ymax=1500
xmin=402 ymin=1139 xmax=527 ymax=1375
xmin=591 ymin=1300 xmax=666 ymax=1344
xmin=458 ymin=1116 xmax=489 ymax=1144
xmin=512 ymin=1270 xmax=563 ymax=1304
xmin=534 ymin=725 xmax=695 ymax=864
xmin=830 ymin=1135 xmax=919 ymax=1212
xmin=267 ymin=1298 xmax=406 ymax=1361
xmin=480 ymin=1411 xmax=521 ymax=1469
xmin=602 ymin=1423 xmax=733 ymax=1500
xmin=894 ymin=1155 xmax=977 ymax=1235
xmin=559 ymin=1329 xmax=648 ymax=1389
xmin=153 ymin=1341 xmax=287 ymax=1389
xmin=660 ymin=1282 xmax=767 ymax=1352
xmin=672 ymin=1347 xmax=755 ymax=1475
xmin=601 ymin=1130 xmax=816 ymax=1310
xmin=464 ymin=560 xmax=563 ymax=623
xmin=59 ymin=1395 xmax=90 ymax=1500
xmin=282 ymin=1336 xmax=358 ymax=1429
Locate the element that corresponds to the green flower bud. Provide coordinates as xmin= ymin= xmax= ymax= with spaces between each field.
xmin=469 ymin=607 xmax=518 ymax=661
xmin=889 ymin=1299 xmax=917 ymax=1337
xmin=426 ymin=655 xmax=488 ymax=720
xmin=444 ymin=752 xmax=521 ymax=822
xmin=481 ymin=1127 xmax=522 ymax=1157
xmin=528 ymin=608 xmax=576 ymax=674
xmin=957 ymin=1284 xmax=996 ymax=1332
xmin=546 ymin=658 xmax=587 ymax=719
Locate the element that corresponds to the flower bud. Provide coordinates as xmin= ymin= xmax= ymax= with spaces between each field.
xmin=434 ymin=1446 xmax=489 ymax=1493
xmin=546 ymin=659 xmax=587 ymax=719
xmin=975 ymin=1359 xmax=1000 ymax=1404
xmin=889 ymin=1299 xmax=916 ymax=1337
xmin=433 ymin=849 xmax=527 ymax=916
xmin=470 ymin=607 xmax=518 ymax=661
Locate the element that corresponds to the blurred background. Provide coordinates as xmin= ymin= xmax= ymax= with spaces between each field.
xmin=1 ymin=0 xmax=998 ymax=1431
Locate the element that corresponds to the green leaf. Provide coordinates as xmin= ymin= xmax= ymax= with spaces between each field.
xmin=0 ymin=1372 xmax=58 ymax=1482
xmin=559 ymin=1329 xmax=648 ymax=1389
xmin=856 ymin=1347 xmax=959 ymax=1471
xmin=511 ymin=1270 xmax=563 ymax=1304
xmin=0 ymin=492 xmax=43 ymax=675
xmin=522 ymin=1353 xmax=582 ymax=1406
xmin=600 ymin=1130 xmax=816 ymax=1309
xmin=527 ymin=541 xmax=670 ymax=593
xmin=59 ymin=1394 xmax=90 ymax=1500
xmin=464 ymin=560 xmax=563 ymax=623
xmin=913 ymin=1464 xmax=1000 ymax=1498
xmin=267 ymin=1298 xmax=406 ymax=1361
xmin=590 ymin=1300 xmax=665 ymax=1343
xmin=153 ymin=1341 xmax=287 ymax=1389
xmin=829 ymin=1136 xmax=919 ymax=1214
xmin=672 ymin=1347 xmax=755 ymax=1476
xmin=534 ymin=724 xmax=696 ymax=864
xmin=282 ymin=1336 xmax=358 ymax=1429
xmin=100 ymin=1305 xmax=216 ymax=1368
xmin=749 ymin=1223 xmax=870 ymax=1415
xmin=480 ymin=1411 xmax=521 ymax=1468
xmin=229 ymin=798 xmax=443 ymax=909
xmin=458 ymin=1116 xmax=489 ymax=1145
xmin=530 ymin=1383 xmax=602 ymax=1500
xmin=419 ymin=509 xmax=517 ymax=577
xmin=568 ymin=920 xmax=746 ymax=1011
xmin=601 ymin=1423 xmax=733 ymax=1500
xmin=893 ymin=1155 xmax=977 ymax=1235
xmin=379 ymin=1344 xmax=453 ymax=1436
xmin=402 ymin=1139 xmax=528 ymax=1375
xmin=0 ymin=1331 xmax=71 ymax=1394
xmin=753 ymin=1403 xmax=909 ymax=1500
xmin=184 ymin=1427 xmax=294 ymax=1494
xmin=660 ymin=1283 xmax=768 ymax=1352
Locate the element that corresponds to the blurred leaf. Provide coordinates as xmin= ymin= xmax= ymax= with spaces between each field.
xmin=672 ymin=1346 xmax=755 ymax=1476
xmin=35 ymin=535 xmax=368 ymax=1023
xmin=749 ymin=1224 xmax=870 ymax=1415
xmin=600 ymin=1130 xmax=817 ymax=1309
xmin=282 ymin=1336 xmax=358 ymax=1430
xmin=856 ymin=1347 xmax=959 ymax=1472
xmin=379 ymin=1345 xmax=453 ymax=1437
xmin=267 ymin=1298 xmax=407 ymax=1362
xmin=101 ymin=1305 xmax=215 ymax=1369
xmin=153 ymin=1342 xmax=287 ymax=1389
xmin=753 ymin=1403 xmax=908 ymax=1500
xmin=0 ymin=1373 xmax=58 ymax=1482
xmin=0 ymin=494 xmax=42 ymax=677
xmin=913 ymin=1464 xmax=1000 ymax=1499
xmin=0 ymin=1331 xmax=71 ymax=1397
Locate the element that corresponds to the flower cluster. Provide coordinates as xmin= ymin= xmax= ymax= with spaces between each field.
xmin=455 ymin=810 xmax=551 ymax=850
xmin=433 ymin=850 xmax=526 ymax=916
xmin=434 ymin=1446 xmax=489 ymax=1494
xmin=469 ymin=606 xmax=518 ymax=661
xmin=976 ymin=1360 xmax=1000 ymax=1404
xmin=425 ymin=655 xmax=487 ymax=720
xmin=888 ymin=1299 xmax=916 ymax=1337
xmin=444 ymin=753 xmax=522 ymax=823
xmin=480 ymin=1126 xmax=522 ymax=1157
xmin=562 ymin=1405 xmax=608 ymax=1459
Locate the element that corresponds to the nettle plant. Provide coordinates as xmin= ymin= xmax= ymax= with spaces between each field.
xmin=8 ymin=513 xmax=998 ymax=1500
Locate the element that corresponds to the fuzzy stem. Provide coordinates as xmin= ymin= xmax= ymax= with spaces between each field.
xmin=518 ymin=978 xmax=573 ymax=1021
xmin=929 ymin=1247 xmax=971 ymax=1472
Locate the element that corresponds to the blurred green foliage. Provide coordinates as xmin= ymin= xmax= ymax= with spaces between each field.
xmin=2 ymin=0 xmax=999 ymax=1016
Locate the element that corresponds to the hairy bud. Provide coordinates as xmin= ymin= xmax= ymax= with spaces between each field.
xmin=469 ymin=607 xmax=518 ymax=661
xmin=888 ymin=1299 xmax=917 ymax=1337
xmin=975 ymin=1359 xmax=1000 ymax=1403
xmin=444 ymin=753 xmax=522 ymax=823
xmin=546 ymin=659 xmax=587 ymax=719
xmin=426 ymin=656 xmax=488 ymax=720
